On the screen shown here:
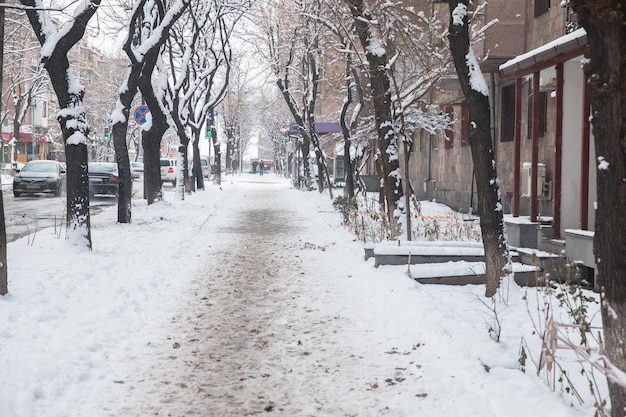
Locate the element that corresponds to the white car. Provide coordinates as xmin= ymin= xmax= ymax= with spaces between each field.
xmin=130 ymin=161 xmax=144 ymax=179
xmin=160 ymin=158 xmax=176 ymax=185
xmin=200 ymin=157 xmax=210 ymax=178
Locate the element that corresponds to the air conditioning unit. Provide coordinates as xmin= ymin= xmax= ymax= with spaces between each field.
xmin=521 ymin=162 xmax=546 ymax=197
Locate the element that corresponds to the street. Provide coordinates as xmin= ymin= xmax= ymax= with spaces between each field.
xmin=1 ymin=178 xmax=145 ymax=242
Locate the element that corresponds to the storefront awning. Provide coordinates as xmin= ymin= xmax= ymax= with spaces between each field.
xmin=288 ymin=122 xmax=341 ymax=136
xmin=2 ymin=131 xmax=52 ymax=143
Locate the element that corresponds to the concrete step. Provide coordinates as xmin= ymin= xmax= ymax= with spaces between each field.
xmin=408 ymin=261 xmax=541 ymax=286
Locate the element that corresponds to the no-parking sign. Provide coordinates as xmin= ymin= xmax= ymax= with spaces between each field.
xmin=134 ymin=105 xmax=150 ymax=125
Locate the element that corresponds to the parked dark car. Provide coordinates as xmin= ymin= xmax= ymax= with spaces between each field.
xmin=88 ymin=162 xmax=119 ymax=197
xmin=13 ymin=160 xmax=66 ymax=197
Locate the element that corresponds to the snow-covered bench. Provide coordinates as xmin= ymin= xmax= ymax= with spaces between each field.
xmin=366 ymin=241 xmax=485 ymax=267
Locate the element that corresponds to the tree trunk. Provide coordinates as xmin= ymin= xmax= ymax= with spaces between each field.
xmin=177 ymin=143 xmax=189 ymax=197
xmin=110 ymin=66 xmax=139 ymax=224
xmin=141 ymin=133 xmax=163 ymax=204
xmin=64 ymin=142 xmax=92 ymax=246
xmin=191 ymin=130 xmax=204 ymax=190
xmin=568 ymin=2 xmax=626 ymax=413
xmin=138 ymin=38 xmax=170 ymax=204
xmin=447 ymin=0 xmax=509 ymax=297
xmin=213 ymin=137 xmax=222 ymax=187
xmin=343 ymin=137 xmax=355 ymax=198
xmin=403 ymin=139 xmax=412 ymax=240
xmin=21 ymin=0 xmax=99 ymax=248
xmin=301 ymin=136 xmax=313 ymax=189
xmin=225 ymin=139 xmax=233 ymax=175
xmin=111 ymin=121 xmax=133 ymax=223
xmin=344 ymin=0 xmax=404 ymax=236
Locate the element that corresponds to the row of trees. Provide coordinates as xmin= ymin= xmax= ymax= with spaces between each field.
xmin=257 ymin=0 xmax=508 ymax=296
xmin=0 ymin=0 xmax=248 ymax=295
xmin=17 ymin=0 xmax=247 ymax=241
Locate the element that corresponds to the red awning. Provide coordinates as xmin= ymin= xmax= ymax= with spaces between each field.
xmin=2 ymin=131 xmax=52 ymax=143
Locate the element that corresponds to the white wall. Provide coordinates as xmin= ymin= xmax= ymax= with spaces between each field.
xmin=561 ymin=58 xmax=596 ymax=234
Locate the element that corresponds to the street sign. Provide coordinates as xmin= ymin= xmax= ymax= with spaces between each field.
xmin=134 ymin=105 xmax=150 ymax=125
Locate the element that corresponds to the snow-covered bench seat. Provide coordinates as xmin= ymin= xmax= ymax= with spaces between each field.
xmin=372 ymin=242 xmax=485 ymax=267
xmin=364 ymin=240 xmax=483 ymax=261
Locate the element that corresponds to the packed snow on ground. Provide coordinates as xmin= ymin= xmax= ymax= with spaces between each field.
xmin=0 ymin=173 xmax=607 ymax=417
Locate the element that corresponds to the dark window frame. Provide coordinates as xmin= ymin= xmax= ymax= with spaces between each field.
xmin=500 ymin=84 xmax=515 ymax=143
xmin=534 ymin=0 xmax=550 ymax=17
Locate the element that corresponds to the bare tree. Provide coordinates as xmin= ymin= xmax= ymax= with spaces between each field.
xmin=313 ymin=0 xmax=452 ymax=235
xmin=343 ymin=0 xmax=404 ymax=236
xmin=19 ymin=0 xmax=102 ymax=248
xmin=567 ymin=1 xmax=626 ymax=413
xmin=166 ymin=0 xmax=241 ymax=195
xmin=264 ymin=0 xmax=334 ymax=197
xmin=139 ymin=0 xmax=190 ymax=204
xmin=446 ymin=0 xmax=510 ymax=297
xmin=3 ymin=8 xmax=50 ymax=169
xmin=108 ymin=0 xmax=189 ymax=207
xmin=256 ymin=85 xmax=292 ymax=177
xmin=221 ymin=57 xmax=256 ymax=176
xmin=305 ymin=3 xmax=365 ymax=198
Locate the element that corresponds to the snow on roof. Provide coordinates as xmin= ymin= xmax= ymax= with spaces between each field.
xmin=499 ymin=28 xmax=587 ymax=75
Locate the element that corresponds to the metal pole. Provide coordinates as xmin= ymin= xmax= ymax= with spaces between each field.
xmin=0 ymin=7 xmax=9 ymax=296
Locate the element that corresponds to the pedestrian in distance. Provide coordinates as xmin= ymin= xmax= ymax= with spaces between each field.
xmin=259 ymin=161 xmax=264 ymax=176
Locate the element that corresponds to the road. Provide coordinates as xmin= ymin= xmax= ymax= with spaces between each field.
xmin=2 ymin=178 xmax=147 ymax=242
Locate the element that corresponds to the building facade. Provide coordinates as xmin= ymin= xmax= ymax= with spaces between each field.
xmin=408 ymin=0 xmax=595 ymax=273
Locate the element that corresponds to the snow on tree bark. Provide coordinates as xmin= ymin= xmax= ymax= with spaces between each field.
xmin=447 ymin=0 xmax=510 ymax=298
xmin=124 ymin=0 xmax=189 ymax=205
xmin=20 ymin=0 xmax=100 ymax=249
xmin=344 ymin=0 xmax=404 ymax=236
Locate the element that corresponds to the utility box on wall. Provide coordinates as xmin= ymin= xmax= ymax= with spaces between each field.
xmin=521 ymin=162 xmax=546 ymax=197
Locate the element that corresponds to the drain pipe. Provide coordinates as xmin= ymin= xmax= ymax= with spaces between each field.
xmin=490 ymin=73 xmax=497 ymax=158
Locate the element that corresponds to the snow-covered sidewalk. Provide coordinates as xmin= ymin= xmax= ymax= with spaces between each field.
xmin=0 ymin=173 xmax=602 ymax=416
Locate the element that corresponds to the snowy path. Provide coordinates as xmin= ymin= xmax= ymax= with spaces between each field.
xmin=99 ymin=179 xmax=415 ymax=416
xmin=91 ymin=177 xmax=584 ymax=417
